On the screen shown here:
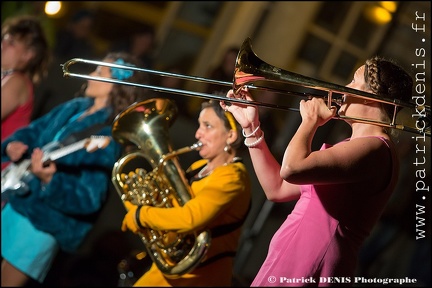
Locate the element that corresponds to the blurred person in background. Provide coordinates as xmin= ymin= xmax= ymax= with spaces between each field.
xmin=110 ymin=26 xmax=156 ymax=69
xmin=1 ymin=52 xmax=150 ymax=286
xmin=32 ymin=9 xmax=98 ymax=121
xmin=53 ymin=9 xmax=97 ymax=63
xmin=1 ymin=2 xmax=56 ymax=47
xmin=205 ymin=46 xmax=239 ymax=95
xmin=2 ymin=14 xmax=50 ymax=170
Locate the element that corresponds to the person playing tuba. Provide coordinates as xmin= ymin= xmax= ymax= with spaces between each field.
xmin=121 ymin=100 xmax=252 ymax=286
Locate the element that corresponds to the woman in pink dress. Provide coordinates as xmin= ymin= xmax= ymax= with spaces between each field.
xmin=222 ymin=56 xmax=414 ymax=287
xmin=1 ymin=15 xmax=50 ymax=170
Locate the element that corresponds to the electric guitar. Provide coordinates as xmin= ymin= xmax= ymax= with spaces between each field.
xmin=1 ymin=136 xmax=111 ymax=201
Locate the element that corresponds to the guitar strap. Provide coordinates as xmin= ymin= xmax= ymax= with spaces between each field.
xmin=61 ymin=123 xmax=106 ymax=146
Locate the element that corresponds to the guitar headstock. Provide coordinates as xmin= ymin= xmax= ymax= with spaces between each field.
xmin=85 ymin=136 xmax=112 ymax=152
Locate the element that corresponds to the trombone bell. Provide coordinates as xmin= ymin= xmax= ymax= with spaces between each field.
xmin=233 ymin=38 xmax=430 ymax=137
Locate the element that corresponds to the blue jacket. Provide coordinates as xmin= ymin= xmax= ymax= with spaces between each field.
xmin=1 ymin=97 xmax=122 ymax=252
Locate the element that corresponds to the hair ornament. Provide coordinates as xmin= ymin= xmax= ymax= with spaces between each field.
xmin=111 ymin=58 xmax=134 ymax=80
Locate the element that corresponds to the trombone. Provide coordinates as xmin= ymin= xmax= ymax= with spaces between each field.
xmin=62 ymin=37 xmax=430 ymax=137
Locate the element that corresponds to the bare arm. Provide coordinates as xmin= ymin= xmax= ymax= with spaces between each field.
xmin=1 ymin=75 xmax=29 ymax=120
xmin=248 ymin=134 xmax=301 ymax=202
xmin=281 ymin=98 xmax=391 ymax=188
xmin=222 ymin=89 xmax=301 ymax=202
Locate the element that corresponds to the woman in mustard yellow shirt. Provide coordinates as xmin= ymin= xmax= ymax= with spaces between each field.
xmin=121 ymin=100 xmax=251 ymax=286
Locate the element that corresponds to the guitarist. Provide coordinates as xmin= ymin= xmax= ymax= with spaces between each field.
xmin=1 ymin=52 xmax=150 ymax=287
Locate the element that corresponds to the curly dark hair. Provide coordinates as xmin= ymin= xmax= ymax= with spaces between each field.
xmin=364 ymin=56 xmax=413 ymax=119
xmin=2 ymin=15 xmax=50 ymax=84
xmin=102 ymin=52 xmax=154 ymax=122
xmin=200 ymin=100 xmax=243 ymax=150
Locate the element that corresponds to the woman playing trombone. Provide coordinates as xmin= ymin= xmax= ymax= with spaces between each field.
xmin=221 ymin=56 xmax=413 ymax=286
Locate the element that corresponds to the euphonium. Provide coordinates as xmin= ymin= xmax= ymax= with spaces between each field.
xmin=111 ymin=98 xmax=210 ymax=278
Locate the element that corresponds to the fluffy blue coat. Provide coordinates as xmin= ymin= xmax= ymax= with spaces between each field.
xmin=1 ymin=97 xmax=122 ymax=252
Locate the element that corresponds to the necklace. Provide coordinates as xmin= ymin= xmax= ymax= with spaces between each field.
xmin=197 ymin=165 xmax=211 ymax=178
xmin=197 ymin=156 xmax=241 ymax=178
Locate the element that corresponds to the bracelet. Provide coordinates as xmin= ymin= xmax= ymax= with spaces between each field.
xmin=242 ymin=122 xmax=261 ymax=138
xmin=135 ymin=205 xmax=146 ymax=230
xmin=244 ymin=131 xmax=265 ymax=148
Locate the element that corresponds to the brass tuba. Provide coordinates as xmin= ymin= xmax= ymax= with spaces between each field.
xmin=111 ymin=98 xmax=210 ymax=278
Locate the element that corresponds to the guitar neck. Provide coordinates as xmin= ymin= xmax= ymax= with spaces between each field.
xmin=43 ymin=138 xmax=88 ymax=162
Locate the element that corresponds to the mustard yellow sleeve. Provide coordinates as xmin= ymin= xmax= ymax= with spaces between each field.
xmin=136 ymin=162 xmax=249 ymax=233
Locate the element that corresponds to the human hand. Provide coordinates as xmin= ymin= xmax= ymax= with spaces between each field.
xmin=30 ymin=148 xmax=56 ymax=183
xmin=121 ymin=201 xmax=141 ymax=234
xmin=221 ymin=87 xmax=260 ymax=130
xmin=6 ymin=141 xmax=28 ymax=162
xmin=299 ymin=97 xmax=337 ymax=127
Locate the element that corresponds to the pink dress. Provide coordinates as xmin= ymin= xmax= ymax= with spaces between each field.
xmin=251 ymin=137 xmax=399 ymax=287
xmin=1 ymin=72 xmax=34 ymax=170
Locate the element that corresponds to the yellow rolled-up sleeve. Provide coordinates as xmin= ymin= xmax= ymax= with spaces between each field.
xmin=137 ymin=162 xmax=250 ymax=233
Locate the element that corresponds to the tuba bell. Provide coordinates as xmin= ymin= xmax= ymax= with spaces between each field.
xmin=111 ymin=98 xmax=210 ymax=278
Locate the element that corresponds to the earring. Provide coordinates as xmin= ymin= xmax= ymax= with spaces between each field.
xmin=224 ymin=143 xmax=231 ymax=153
